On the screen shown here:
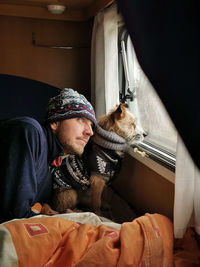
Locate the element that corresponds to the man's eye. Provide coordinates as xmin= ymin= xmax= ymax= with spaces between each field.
xmin=79 ymin=118 xmax=84 ymax=122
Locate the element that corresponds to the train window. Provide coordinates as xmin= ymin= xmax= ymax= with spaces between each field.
xmin=118 ymin=27 xmax=176 ymax=171
xmin=91 ymin=3 xmax=175 ymax=172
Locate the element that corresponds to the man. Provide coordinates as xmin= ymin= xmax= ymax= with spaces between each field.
xmin=0 ymin=88 xmax=96 ymax=223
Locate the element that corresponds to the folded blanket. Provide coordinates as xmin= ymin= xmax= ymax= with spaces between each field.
xmin=0 ymin=213 xmax=173 ymax=267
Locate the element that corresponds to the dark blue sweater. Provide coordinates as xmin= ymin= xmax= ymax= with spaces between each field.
xmin=0 ymin=117 xmax=64 ymax=223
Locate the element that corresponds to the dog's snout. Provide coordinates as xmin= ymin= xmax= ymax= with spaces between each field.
xmin=143 ymin=131 xmax=148 ymax=137
xmin=135 ymin=125 xmax=145 ymax=136
xmin=135 ymin=134 xmax=143 ymax=141
xmin=129 ymin=125 xmax=147 ymax=144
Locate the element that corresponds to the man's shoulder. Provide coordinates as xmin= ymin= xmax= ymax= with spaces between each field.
xmin=6 ymin=117 xmax=44 ymax=134
xmin=16 ymin=116 xmax=41 ymax=127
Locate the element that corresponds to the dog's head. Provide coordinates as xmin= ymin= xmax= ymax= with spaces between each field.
xmin=98 ymin=103 xmax=144 ymax=144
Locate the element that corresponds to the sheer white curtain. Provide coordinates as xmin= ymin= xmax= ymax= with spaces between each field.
xmin=91 ymin=3 xmax=121 ymax=119
xmin=174 ymin=135 xmax=200 ymax=238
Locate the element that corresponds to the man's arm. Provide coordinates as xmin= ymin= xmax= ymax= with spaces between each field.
xmin=0 ymin=118 xmax=50 ymax=222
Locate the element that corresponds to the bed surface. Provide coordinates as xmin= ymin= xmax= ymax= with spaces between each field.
xmin=0 ymin=212 xmax=173 ymax=267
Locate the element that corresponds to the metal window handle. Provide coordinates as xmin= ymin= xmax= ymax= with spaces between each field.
xmin=133 ymin=147 xmax=148 ymax=158
xmin=120 ymin=40 xmax=136 ymax=102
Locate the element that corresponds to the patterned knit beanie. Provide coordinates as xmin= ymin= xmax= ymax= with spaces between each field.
xmin=45 ymin=88 xmax=97 ymax=126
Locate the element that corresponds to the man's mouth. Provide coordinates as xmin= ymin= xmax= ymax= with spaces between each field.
xmin=78 ymin=138 xmax=88 ymax=145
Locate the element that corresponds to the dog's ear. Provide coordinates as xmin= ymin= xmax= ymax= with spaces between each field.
xmin=121 ymin=103 xmax=129 ymax=109
xmin=111 ymin=103 xmax=129 ymax=121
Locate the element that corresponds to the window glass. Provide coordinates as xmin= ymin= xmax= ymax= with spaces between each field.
xmin=119 ymin=30 xmax=177 ymax=154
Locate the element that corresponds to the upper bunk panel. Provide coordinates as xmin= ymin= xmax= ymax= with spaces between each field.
xmin=0 ymin=0 xmax=115 ymax=21
xmin=0 ymin=74 xmax=59 ymax=122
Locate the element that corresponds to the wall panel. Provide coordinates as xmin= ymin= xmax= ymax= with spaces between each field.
xmin=0 ymin=15 xmax=92 ymax=98
xmin=113 ymin=154 xmax=174 ymax=220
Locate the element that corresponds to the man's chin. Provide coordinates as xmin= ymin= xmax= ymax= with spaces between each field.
xmin=65 ymin=146 xmax=84 ymax=156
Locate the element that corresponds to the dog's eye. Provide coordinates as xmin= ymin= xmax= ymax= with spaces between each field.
xmin=131 ymin=122 xmax=136 ymax=129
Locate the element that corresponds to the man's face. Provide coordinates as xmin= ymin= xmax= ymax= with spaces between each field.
xmin=50 ymin=117 xmax=94 ymax=155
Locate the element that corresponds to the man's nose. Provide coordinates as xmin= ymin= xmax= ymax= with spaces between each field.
xmin=85 ymin=124 xmax=94 ymax=136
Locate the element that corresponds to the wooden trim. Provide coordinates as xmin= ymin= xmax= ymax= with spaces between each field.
xmin=87 ymin=0 xmax=114 ymax=18
xmin=0 ymin=0 xmax=115 ymax=21
xmin=0 ymin=4 xmax=88 ymax=21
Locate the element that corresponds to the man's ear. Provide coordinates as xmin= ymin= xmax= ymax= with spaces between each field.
xmin=50 ymin=122 xmax=59 ymax=133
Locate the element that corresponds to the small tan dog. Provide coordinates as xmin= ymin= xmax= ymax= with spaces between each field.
xmin=49 ymin=103 xmax=144 ymax=215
